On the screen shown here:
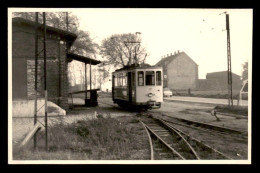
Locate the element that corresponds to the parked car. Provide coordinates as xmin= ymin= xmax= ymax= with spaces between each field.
xmin=163 ymin=88 xmax=173 ymax=97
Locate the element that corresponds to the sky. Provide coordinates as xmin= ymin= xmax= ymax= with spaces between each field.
xmin=71 ymin=8 xmax=252 ymax=79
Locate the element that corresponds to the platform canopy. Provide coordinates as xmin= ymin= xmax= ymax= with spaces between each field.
xmin=67 ymin=52 xmax=101 ymax=65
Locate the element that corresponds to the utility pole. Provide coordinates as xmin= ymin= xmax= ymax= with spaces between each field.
xmin=226 ymin=13 xmax=233 ymax=107
xmin=33 ymin=12 xmax=38 ymax=150
xmin=219 ymin=12 xmax=233 ymax=107
xmin=66 ymin=12 xmax=69 ymax=31
xmin=43 ymin=12 xmax=48 ymax=151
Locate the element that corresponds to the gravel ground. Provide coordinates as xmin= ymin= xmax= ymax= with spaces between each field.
xmin=152 ymin=101 xmax=248 ymax=132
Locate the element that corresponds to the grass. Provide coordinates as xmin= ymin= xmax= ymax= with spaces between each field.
xmin=214 ymin=105 xmax=248 ymax=116
xmin=172 ymin=90 xmax=248 ymax=100
xmin=13 ymin=115 xmax=150 ymax=160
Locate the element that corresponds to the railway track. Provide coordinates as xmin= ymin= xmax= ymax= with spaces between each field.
xmin=99 ymin=100 xmax=247 ymax=138
xmin=140 ymin=117 xmax=231 ymax=160
xmin=99 ymin=99 xmax=246 ymax=159
xmin=156 ymin=113 xmax=248 ymax=140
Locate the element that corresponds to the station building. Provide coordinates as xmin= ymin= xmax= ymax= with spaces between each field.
xmin=12 ymin=17 xmax=100 ymax=110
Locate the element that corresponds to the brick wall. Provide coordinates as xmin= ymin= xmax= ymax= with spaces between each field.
xmin=166 ymin=53 xmax=198 ymax=90
xmin=12 ymin=24 xmax=69 ymax=110
xmin=197 ymin=78 xmax=242 ymax=91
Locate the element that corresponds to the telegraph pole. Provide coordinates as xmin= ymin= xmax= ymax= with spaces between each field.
xmin=43 ymin=12 xmax=48 ymax=151
xmin=66 ymin=12 xmax=69 ymax=31
xmin=34 ymin=12 xmax=38 ymax=150
xmin=226 ymin=13 xmax=233 ymax=107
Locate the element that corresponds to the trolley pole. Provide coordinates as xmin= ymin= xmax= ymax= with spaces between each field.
xmin=43 ymin=12 xmax=48 ymax=151
xmin=33 ymin=12 xmax=38 ymax=150
xmin=226 ymin=13 xmax=233 ymax=107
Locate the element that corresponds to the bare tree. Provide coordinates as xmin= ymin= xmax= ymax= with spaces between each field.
xmin=100 ymin=33 xmax=148 ymax=67
xmin=96 ymin=61 xmax=111 ymax=90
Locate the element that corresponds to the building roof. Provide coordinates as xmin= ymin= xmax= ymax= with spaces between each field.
xmin=67 ymin=52 xmax=101 ymax=65
xmin=12 ymin=17 xmax=77 ymax=46
xmin=12 ymin=17 xmax=101 ymax=65
xmin=155 ymin=51 xmax=198 ymax=68
xmin=206 ymin=71 xmax=241 ymax=79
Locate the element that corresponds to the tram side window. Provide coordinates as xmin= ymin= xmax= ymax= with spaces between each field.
xmin=122 ymin=73 xmax=127 ymax=87
xmin=118 ymin=73 xmax=122 ymax=87
xmin=117 ymin=74 xmax=120 ymax=87
xmin=114 ymin=74 xmax=118 ymax=87
xmin=156 ymin=71 xmax=162 ymax=85
xmin=138 ymin=71 xmax=144 ymax=86
xmin=146 ymin=71 xmax=155 ymax=85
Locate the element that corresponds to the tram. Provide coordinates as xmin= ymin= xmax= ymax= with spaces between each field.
xmin=112 ymin=64 xmax=163 ymax=110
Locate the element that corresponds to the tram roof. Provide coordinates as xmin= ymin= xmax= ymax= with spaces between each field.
xmin=114 ymin=64 xmax=162 ymax=72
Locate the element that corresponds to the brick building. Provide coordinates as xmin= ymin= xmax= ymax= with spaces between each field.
xmin=197 ymin=71 xmax=242 ymax=91
xmin=12 ymin=17 xmax=100 ymax=110
xmin=155 ymin=51 xmax=198 ymax=90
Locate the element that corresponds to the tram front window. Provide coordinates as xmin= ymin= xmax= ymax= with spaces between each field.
xmin=138 ymin=71 xmax=144 ymax=86
xmin=156 ymin=71 xmax=162 ymax=85
xmin=145 ymin=71 xmax=155 ymax=85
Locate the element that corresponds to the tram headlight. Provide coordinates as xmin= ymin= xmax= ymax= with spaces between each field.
xmin=148 ymin=93 xmax=153 ymax=97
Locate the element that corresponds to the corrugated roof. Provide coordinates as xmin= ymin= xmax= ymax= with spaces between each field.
xmin=12 ymin=17 xmax=77 ymax=45
xmin=67 ymin=52 xmax=101 ymax=65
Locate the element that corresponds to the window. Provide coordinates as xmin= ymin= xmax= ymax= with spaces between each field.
xmin=146 ymin=71 xmax=155 ymax=85
xmin=122 ymin=73 xmax=127 ymax=86
xmin=114 ymin=74 xmax=118 ymax=87
xmin=138 ymin=71 xmax=144 ymax=86
xmin=156 ymin=71 xmax=162 ymax=85
xmin=118 ymin=73 xmax=122 ymax=86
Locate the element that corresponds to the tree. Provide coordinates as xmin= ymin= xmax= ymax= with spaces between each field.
xmin=96 ymin=61 xmax=111 ymax=90
xmin=100 ymin=33 xmax=148 ymax=67
xmin=242 ymin=61 xmax=248 ymax=81
xmin=13 ymin=12 xmax=78 ymax=31
xmin=70 ymin=30 xmax=99 ymax=57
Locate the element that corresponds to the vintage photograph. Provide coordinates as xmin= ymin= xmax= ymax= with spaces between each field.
xmin=8 ymin=8 xmax=252 ymax=164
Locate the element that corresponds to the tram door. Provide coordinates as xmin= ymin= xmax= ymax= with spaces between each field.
xmin=131 ymin=71 xmax=136 ymax=103
xmin=112 ymin=74 xmax=115 ymax=100
xmin=127 ymin=72 xmax=132 ymax=103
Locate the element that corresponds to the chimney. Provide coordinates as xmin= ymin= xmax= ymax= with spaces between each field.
xmin=167 ymin=54 xmax=169 ymax=57
xmin=177 ymin=50 xmax=180 ymax=54
xmin=174 ymin=51 xmax=176 ymax=55
xmin=170 ymin=53 xmax=172 ymax=56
